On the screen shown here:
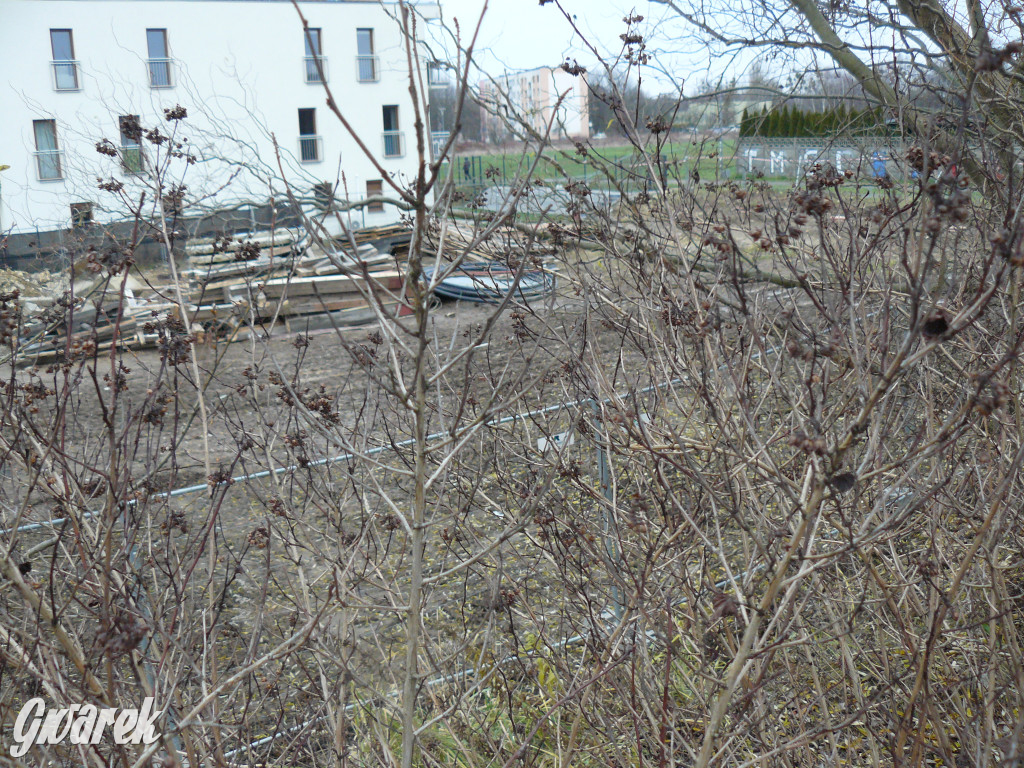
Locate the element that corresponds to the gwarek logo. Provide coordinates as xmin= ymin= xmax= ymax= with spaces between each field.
xmin=9 ymin=697 xmax=161 ymax=757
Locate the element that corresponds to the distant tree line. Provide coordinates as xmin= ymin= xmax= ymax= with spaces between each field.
xmin=739 ymin=104 xmax=887 ymax=138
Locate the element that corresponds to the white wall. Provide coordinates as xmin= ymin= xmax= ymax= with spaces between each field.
xmin=550 ymin=68 xmax=588 ymax=139
xmin=0 ymin=0 xmax=433 ymax=236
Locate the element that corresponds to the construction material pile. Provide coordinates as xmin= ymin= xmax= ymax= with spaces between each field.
xmin=419 ymin=219 xmax=557 ymax=303
xmin=0 ymin=267 xmax=67 ymax=299
xmin=422 ymin=220 xmax=556 ymax=263
xmin=11 ymin=275 xmax=152 ymax=364
xmin=423 ymin=260 xmax=555 ymax=303
xmin=5 ymin=219 xmax=561 ymax=364
xmin=184 ymin=224 xmax=406 ymax=334
xmin=7 ymin=223 xmax=414 ymax=365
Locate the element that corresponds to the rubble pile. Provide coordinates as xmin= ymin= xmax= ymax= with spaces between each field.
xmin=0 ymin=268 xmax=67 ymax=298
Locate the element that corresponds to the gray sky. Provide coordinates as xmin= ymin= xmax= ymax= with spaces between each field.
xmin=425 ymin=0 xmax=713 ymax=94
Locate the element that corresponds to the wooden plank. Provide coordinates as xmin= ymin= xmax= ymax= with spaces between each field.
xmin=232 ymin=271 xmax=404 ymax=301
xmin=189 ymin=242 xmax=295 ymax=266
xmin=185 ymin=228 xmax=299 ymax=256
xmin=188 ymin=303 xmax=245 ymax=322
xmin=262 ymin=296 xmax=370 ymax=317
xmin=285 ymin=301 xmax=400 ymax=333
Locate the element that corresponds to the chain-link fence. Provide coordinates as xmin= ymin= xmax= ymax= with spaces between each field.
xmin=736 ymin=137 xmax=911 ymax=181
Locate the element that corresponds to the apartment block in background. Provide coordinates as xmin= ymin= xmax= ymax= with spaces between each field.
xmin=478 ymin=66 xmax=590 ymax=144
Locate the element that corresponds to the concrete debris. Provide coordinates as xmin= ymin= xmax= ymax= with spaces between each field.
xmin=0 ymin=268 xmax=66 ymax=298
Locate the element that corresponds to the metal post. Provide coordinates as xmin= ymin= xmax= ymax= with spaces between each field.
xmin=591 ymin=399 xmax=623 ymax=622
xmin=122 ymin=505 xmax=185 ymax=755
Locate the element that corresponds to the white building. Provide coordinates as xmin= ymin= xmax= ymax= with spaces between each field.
xmin=479 ymin=66 xmax=589 ymax=143
xmin=0 ymin=0 xmax=436 ymax=250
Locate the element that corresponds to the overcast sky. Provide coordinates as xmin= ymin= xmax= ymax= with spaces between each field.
xmin=423 ymin=0 xmax=721 ymax=94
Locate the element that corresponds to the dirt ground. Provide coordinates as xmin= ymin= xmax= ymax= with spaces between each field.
xmin=1 ymin=269 xmax=644 ymax=700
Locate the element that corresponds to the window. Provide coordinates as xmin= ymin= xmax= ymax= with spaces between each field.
xmin=382 ymin=105 xmax=402 ymax=157
xmin=297 ymin=108 xmax=321 ymax=163
xmin=366 ymin=180 xmax=384 ymax=212
xmin=146 ymin=29 xmax=173 ymax=88
xmin=33 ymin=120 xmax=63 ymax=180
xmin=304 ymin=28 xmax=322 ymax=57
xmin=356 ymin=28 xmax=377 ymax=82
xmin=119 ymin=115 xmax=144 ymax=174
xmin=427 ymin=62 xmax=446 ymax=88
xmin=49 ymin=29 xmax=79 ymax=90
xmin=303 ymin=28 xmax=327 ymax=83
xmin=298 ymin=108 xmax=316 ymax=136
xmin=313 ymin=181 xmax=334 ymax=209
xmin=70 ymin=202 xmax=93 ymax=227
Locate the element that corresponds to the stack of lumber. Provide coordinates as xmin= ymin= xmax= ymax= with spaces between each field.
xmin=182 ymin=224 xmax=410 ymax=333
xmin=307 ymin=242 xmax=394 ymax=275
xmin=231 ymin=270 xmax=407 ymax=332
xmin=422 ymin=220 xmax=556 ymax=263
xmin=9 ymin=223 xmax=415 ymax=364
xmin=350 ymin=223 xmax=411 ymax=249
xmin=185 ymin=227 xmax=306 ymax=285
xmin=306 ymin=216 xmax=412 ymax=250
xmin=16 ymin=288 xmax=181 ymax=364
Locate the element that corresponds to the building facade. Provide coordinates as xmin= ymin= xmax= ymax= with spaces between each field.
xmin=0 ymin=0 xmax=436 ymax=253
xmin=479 ymin=66 xmax=590 ymax=144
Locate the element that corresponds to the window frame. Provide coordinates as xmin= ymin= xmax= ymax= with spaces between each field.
xmin=146 ymin=29 xmax=173 ymax=88
xmin=297 ymin=108 xmax=321 ymax=163
xmin=304 ymin=28 xmax=322 ymax=57
xmin=70 ymin=202 xmax=94 ymax=228
xmin=32 ymin=119 xmax=63 ymax=181
xmin=119 ymin=115 xmax=145 ymax=174
xmin=146 ymin=28 xmax=168 ymax=59
xmin=298 ymin=108 xmax=317 ymax=137
xmin=381 ymin=106 xmax=403 ymax=158
xmin=49 ymin=29 xmax=80 ymax=91
xmin=355 ymin=28 xmax=378 ymax=82
xmin=356 ymin=28 xmax=374 ymax=56
xmin=49 ymin=29 xmax=75 ymax=60
xmin=303 ymin=28 xmax=327 ymax=83
xmin=366 ymin=180 xmax=384 ymax=212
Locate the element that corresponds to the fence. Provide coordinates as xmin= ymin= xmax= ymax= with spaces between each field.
xmin=736 ymin=137 xmax=911 ymax=180
xmin=446 ymin=152 xmax=669 ymax=197
xmin=445 ymin=136 xmax=920 ymax=197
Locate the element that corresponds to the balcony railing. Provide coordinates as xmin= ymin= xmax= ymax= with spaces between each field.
xmin=356 ymin=55 xmax=379 ymax=82
xmin=121 ymin=145 xmax=144 ymax=174
xmin=304 ymin=55 xmax=328 ymax=84
xmin=51 ymin=60 xmax=80 ymax=91
xmin=147 ymin=58 xmax=174 ymax=88
xmin=430 ymin=131 xmax=449 ymax=158
xmin=298 ymin=135 xmax=322 ymax=163
xmin=427 ymin=65 xmax=447 ymax=89
xmin=382 ymin=131 xmax=404 ymax=158
xmin=34 ymin=150 xmax=64 ymax=181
